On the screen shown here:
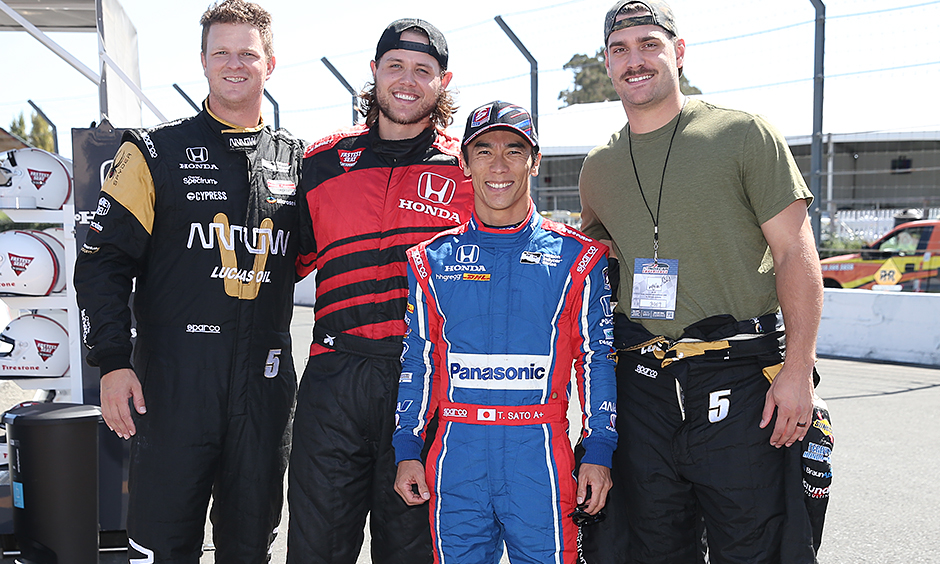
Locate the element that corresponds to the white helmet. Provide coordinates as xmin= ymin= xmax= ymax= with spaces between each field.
xmin=31 ymin=228 xmax=67 ymax=293
xmin=0 ymin=148 xmax=72 ymax=209
xmin=0 ymin=313 xmax=69 ymax=378
xmin=0 ymin=229 xmax=62 ymax=296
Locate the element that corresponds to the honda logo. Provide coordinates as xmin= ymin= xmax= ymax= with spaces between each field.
xmin=186 ymin=147 xmax=209 ymax=163
xmin=456 ymin=245 xmax=480 ymax=264
xmin=417 ymin=172 xmax=456 ymax=205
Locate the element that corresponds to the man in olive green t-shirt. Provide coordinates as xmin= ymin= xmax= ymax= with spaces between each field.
xmin=577 ymin=1 xmax=826 ymax=563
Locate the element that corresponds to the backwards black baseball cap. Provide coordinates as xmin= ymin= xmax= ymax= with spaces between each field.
xmin=604 ymin=0 xmax=678 ymax=45
xmin=463 ymin=101 xmax=539 ymax=151
xmin=375 ymin=18 xmax=449 ymax=70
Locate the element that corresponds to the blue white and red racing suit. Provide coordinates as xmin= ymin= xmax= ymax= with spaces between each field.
xmin=392 ymin=204 xmax=618 ymax=564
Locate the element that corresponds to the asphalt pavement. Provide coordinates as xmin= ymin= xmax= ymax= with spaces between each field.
xmin=3 ymin=304 xmax=938 ymax=562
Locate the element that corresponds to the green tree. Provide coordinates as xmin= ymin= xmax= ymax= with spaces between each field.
xmin=7 ymin=111 xmax=54 ymax=152
xmin=28 ymin=112 xmax=54 ymax=152
xmin=8 ymin=112 xmax=28 ymax=140
xmin=558 ymin=48 xmax=702 ymax=107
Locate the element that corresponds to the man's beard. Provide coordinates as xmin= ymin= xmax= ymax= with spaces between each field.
xmin=376 ymin=89 xmax=440 ymax=126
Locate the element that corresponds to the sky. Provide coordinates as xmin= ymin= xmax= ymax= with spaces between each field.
xmin=1 ymin=0 xmax=939 ymax=158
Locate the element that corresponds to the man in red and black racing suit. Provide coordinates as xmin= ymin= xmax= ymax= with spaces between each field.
xmin=287 ymin=18 xmax=474 ymax=564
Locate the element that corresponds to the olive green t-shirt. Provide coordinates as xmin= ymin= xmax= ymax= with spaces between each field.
xmin=579 ymin=98 xmax=812 ymax=339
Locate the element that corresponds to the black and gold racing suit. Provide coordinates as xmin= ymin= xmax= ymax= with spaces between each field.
xmin=74 ymin=105 xmax=305 ymax=564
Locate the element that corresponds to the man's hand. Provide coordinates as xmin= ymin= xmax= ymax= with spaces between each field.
xmin=394 ymin=460 xmax=430 ymax=506
xmin=760 ymin=363 xmax=814 ymax=448
xmin=100 ymin=368 xmax=145 ymax=440
xmin=577 ymin=463 xmax=612 ymax=515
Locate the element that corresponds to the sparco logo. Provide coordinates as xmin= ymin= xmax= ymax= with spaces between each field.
xmin=187 ymin=191 xmax=227 ymax=201
xmin=141 ymin=131 xmax=158 ymax=158
xmin=410 ymin=248 xmax=428 ymax=279
xmin=34 ymin=340 xmax=59 ymax=361
xmin=635 ymin=364 xmax=658 ymax=379
xmin=577 ymin=245 xmax=599 ymax=274
xmin=186 ymin=324 xmax=221 ymax=334
xmin=442 ymin=407 xmax=468 ymax=418
xmin=417 ymin=172 xmax=456 ymax=204
xmin=183 ymin=176 xmax=219 ymax=186
xmin=456 ymin=245 xmax=480 ymax=264
xmin=186 ymin=147 xmax=208 ymax=163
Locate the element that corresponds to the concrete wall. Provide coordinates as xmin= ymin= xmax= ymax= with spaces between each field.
xmin=818 ymin=289 xmax=940 ymax=366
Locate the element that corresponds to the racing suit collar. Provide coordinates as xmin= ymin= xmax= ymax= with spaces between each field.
xmin=470 ymin=200 xmax=539 ymax=248
xmin=203 ymin=98 xmax=265 ymax=133
xmin=370 ymin=126 xmax=435 ymax=166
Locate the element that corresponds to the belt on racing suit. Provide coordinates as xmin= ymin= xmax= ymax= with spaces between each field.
xmin=438 ymin=400 xmax=568 ymax=426
xmin=613 ymin=311 xmax=786 ymax=370
xmin=313 ymin=325 xmax=403 ymax=360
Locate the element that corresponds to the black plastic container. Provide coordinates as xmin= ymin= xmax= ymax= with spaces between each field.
xmin=3 ymin=402 xmax=101 ymax=564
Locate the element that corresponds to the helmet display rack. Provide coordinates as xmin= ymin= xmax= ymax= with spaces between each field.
xmin=1 ymin=204 xmax=83 ymax=403
xmin=1 ymin=0 xmax=158 ymax=405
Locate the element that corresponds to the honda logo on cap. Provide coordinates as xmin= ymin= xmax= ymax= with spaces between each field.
xmin=417 ymin=172 xmax=456 ymax=205
xmin=186 ymin=147 xmax=209 ymax=163
xmin=456 ymin=245 xmax=480 ymax=264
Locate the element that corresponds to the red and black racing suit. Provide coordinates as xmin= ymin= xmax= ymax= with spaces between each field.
xmin=287 ymin=125 xmax=474 ymax=564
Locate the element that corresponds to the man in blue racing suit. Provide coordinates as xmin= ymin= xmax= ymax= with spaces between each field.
xmin=392 ymin=101 xmax=618 ymax=564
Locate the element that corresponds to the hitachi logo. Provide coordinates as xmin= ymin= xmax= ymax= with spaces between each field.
xmin=399 ymin=199 xmax=461 ymax=224
xmin=187 ymin=222 xmax=290 ymax=256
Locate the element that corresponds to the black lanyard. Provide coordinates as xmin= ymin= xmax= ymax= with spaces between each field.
xmin=627 ymin=107 xmax=683 ymax=265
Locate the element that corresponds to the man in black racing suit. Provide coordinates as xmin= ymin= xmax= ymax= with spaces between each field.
xmin=73 ymin=2 xmax=305 ymax=562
